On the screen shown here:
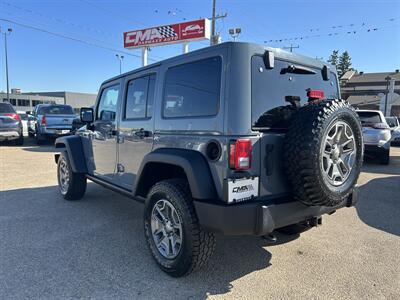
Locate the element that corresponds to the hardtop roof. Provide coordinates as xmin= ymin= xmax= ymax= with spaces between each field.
xmin=102 ymin=42 xmax=336 ymax=86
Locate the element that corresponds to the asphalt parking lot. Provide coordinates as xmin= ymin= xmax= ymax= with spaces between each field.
xmin=1 ymin=139 xmax=399 ymax=299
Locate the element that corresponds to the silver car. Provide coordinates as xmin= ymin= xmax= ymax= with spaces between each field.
xmin=0 ymin=102 xmax=23 ymax=145
xmin=356 ymin=110 xmax=391 ymax=164
xmin=385 ymin=116 xmax=400 ymax=145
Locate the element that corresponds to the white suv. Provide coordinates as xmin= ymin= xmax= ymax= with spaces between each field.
xmin=356 ymin=110 xmax=391 ymax=164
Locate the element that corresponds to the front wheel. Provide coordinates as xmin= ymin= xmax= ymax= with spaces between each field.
xmin=144 ymin=179 xmax=215 ymax=277
xmin=57 ymin=151 xmax=87 ymax=200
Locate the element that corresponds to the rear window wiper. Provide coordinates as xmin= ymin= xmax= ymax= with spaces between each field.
xmin=281 ymin=64 xmax=317 ymax=75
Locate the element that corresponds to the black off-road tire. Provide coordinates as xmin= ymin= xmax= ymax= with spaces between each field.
xmin=14 ymin=134 xmax=24 ymax=146
xmin=284 ymin=99 xmax=363 ymax=207
xmin=379 ymin=149 xmax=390 ymax=165
xmin=57 ymin=151 xmax=87 ymax=200
xmin=36 ymin=133 xmax=44 ymax=145
xmin=144 ymin=179 xmax=216 ymax=277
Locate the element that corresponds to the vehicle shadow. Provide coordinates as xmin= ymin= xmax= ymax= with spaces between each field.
xmin=0 ymin=183 xmax=288 ymax=299
xmin=356 ymin=175 xmax=400 ymax=237
xmin=361 ymin=157 xmax=400 ymax=176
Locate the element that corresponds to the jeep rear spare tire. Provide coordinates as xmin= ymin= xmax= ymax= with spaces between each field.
xmin=284 ymin=99 xmax=363 ymax=207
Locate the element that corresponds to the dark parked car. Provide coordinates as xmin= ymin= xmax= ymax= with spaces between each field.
xmin=30 ymin=104 xmax=76 ymax=144
xmin=54 ymin=42 xmax=363 ymax=277
xmin=0 ymin=102 xmax=23 ymax=145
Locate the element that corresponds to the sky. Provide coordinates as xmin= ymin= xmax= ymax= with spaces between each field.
xmin=0 ymin=0 xmax=399 ymax=94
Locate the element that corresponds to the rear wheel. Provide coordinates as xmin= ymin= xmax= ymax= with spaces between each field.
xmin=14 ymin=134 xmax=24 ymax=146
xmin=284 ymin=99 xmax=363 ymax=207
xmin=379 ymin=149 xmax=390 ymax=165
xmin=36 ymin=133 xmax=44 ymax=145
xmin=144 ymin=179 xmax=215 ymax=277
xmin=57 ymin=151 xmax=87 ymax=200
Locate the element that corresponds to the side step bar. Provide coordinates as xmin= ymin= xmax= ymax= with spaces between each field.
xmin=86 ymin=174 xmax=146 ymax=203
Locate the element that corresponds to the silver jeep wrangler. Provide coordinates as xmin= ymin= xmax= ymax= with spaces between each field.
xmin=55 ymin=42 xmax=363 ymax=277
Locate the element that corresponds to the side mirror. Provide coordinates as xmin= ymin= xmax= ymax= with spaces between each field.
xmin=80 ymin=107 xmax=94 ymax=123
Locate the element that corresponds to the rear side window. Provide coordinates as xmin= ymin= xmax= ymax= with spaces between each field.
xmin=357 ymin=112 xmax=382 ymax=124
xmin=251 ymin=56 xmax=339 ymax=130
xmin=97 ymin=85 xmax=120 ymax=121
xmin=163 ymin=56 xmax=222 ymax=118
xmin=0 ymin=103 xmax=16 ymax=113
xmin=125 ymin=74 xmax=156 ymax=119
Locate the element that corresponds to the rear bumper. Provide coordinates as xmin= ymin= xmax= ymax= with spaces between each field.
xmin=364 ymin=143 xmax=389 ymax=155
xmin=195 ymin=186 xmax=358 ymax=236
xmin=0 ymin=130 xmax=20 ymax=141
xmin=38 ymin=127 xmax=72 ymax=137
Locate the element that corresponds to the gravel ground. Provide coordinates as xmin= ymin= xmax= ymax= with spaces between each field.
xmin=1 ymin=139 xmax=399 ymax=299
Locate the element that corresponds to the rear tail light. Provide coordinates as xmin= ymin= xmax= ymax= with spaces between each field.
xmin=41 ymin=115 xmax=46 ymax=125
xmin=372 ymin=123 xmax=389 ymax=129
xmin=307 ymin=89 xmax=325 ymax=100
xmin=4 ymin=113 xmax=21 ymax=121
xmin=229 ymin=139 xmax=252 ymax=170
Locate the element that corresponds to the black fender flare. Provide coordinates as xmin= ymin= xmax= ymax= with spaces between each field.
xmin=54 ymin=135 xmax=87 ymax=173
xmin=134 ymin=148 xmax=217 ymax=200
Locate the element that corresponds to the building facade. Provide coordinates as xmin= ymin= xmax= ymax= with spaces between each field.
xmin=341 ymin=70 xmax=400 ymax=116
xmin=0 ymin=92 xmax=64 ymax=112
xmin=1 ymin=90 xmax=97 ymax=113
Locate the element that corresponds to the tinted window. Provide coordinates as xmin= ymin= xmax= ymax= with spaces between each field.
xmin=32 ymin=100 xmax=43 ymax=106
xmin=97 ymin=85 xmax=119 ymax=121
xmin=251 ymin=56 xmax=340 ymax=130
xmin=38 ymin=105 xmax=74 ymax=115
xmin=125 ymin=77 xmax=148 ymax=119
xmin=147 ymin=74 xmax=156 ymax=117
xmin=0 ymin=103 xmax=15 ymax=113
xmin=357 ymin=112 xmax=382 ymax=125
xmin=163 ymin=57 xmax=221 ymax=118
xmin=17 ymin=99 xmax=30 ymax=107
xmin=125 ymin=74 xmax=156 ymax=119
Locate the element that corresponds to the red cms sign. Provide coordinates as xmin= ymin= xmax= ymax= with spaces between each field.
xmin=123 ymin=19 xmax=210 ymax=49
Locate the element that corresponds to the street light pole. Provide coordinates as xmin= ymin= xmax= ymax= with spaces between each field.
xmin=384 ymin=76 xmax=391 ymax=116
xmin=1 ymin=27 xmax=12 ymax=102
xmin=115 ymin=54 xmax=124 ymax=74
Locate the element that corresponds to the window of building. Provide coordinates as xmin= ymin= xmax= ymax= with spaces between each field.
xmin=96 ymin=85 xmax=120 ymax=121
xmin=17 ymin=99 xmax=30 ymax=107
xmin=32 ymin=100 xmax=43 ymax=106
xmin=163 ymin=57 xmax=222 ymax=118
xmin=124 ymin=74 xmax=156 ymax=119
xmin=9 ymin=99 xmax=17 ymax=106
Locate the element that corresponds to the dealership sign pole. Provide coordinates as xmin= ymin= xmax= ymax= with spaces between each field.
xmin=124 ymin=19 xmax=211 ymax=66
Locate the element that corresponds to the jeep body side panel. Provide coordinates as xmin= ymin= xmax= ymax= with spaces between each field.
xmin=134 ymin=148 xmax=217 ymax=199
xmin=152 ymin=45 xmax=228 ymax=200
xmin=55 ymin=135 xmax=87 ymax=173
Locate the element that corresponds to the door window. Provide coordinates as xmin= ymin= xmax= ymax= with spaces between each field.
xmin=97 ymin=85 xmax=120 ymax=121
xmin=124 ymin=74 xmax=156 ymax=119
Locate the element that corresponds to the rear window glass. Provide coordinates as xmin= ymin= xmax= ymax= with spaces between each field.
xmin=163 ymin=56 xmax=222 ymax=118
xmin=0 ymin=103 xmax=15 ymax=113
xmin=251 ymin=56 xmax=339 ymax=130
xmin=357 ymin=112 xmax=382 ymax=124
xmin=38 ymin=105 xmax=74 ymax=115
